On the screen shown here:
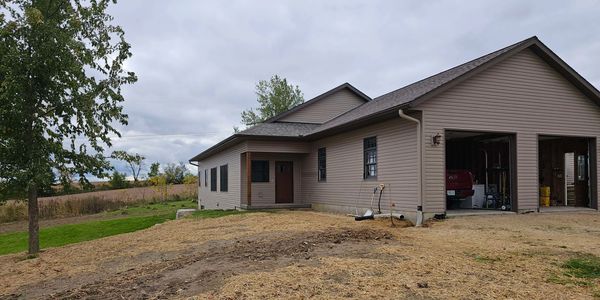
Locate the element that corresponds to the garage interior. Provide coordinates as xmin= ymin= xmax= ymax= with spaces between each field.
xmin=538 ymin=135 xmax=594 ymax=208
xmin=445 ymin=130 xmax=515 ymax=211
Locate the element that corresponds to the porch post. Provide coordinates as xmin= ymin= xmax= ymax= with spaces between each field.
xmin=246 ymin=152 xmax=252 ymax=206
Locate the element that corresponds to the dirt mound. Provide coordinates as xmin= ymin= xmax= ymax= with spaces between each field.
xmin=38 ymin=228 xmax=393 ymax=299
xmin=228 ymin=227 xmax=393 ymax=261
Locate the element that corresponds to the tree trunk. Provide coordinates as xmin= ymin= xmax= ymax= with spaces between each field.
xmin=28 ymin=181 xmax=40 ymax=255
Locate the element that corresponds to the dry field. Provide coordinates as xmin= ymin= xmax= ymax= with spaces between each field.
xmin=0 ymin=184 xmax=197 ymax=223
xmin=1 ymin=210 xmax=599 ymax=299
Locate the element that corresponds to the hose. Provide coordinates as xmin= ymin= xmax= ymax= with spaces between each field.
xmin=377 ymin=184 xmax=385 ymax=214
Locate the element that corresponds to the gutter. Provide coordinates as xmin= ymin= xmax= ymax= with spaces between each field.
xmin=397 ymin=109 xmax=424 ymax=226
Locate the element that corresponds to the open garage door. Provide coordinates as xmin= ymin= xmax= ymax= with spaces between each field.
xmin=445 ymin=130 xmax=516 ymax=211
xmin=538 ymin=135 xmax=594 ymax=208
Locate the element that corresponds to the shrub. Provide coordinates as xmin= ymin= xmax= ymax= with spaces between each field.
xmin=109 ymin=171 xmax=130 ymax=189
xmin=183 ymin=174 xmax=198 ymax=185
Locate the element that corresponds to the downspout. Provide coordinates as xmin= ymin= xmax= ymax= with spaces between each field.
xmin=398 ymin=109 xmax=424 ymax=226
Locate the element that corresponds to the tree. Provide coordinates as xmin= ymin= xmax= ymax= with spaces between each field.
xmin=111 ymin=150 xmax=145 ymax=182
xmin=108 ymin=171 xmax=129 ymax=189
xmin=241 ymin=75 xmax=304 ymax=126
xmin=163 ymin=163 xmax=187 ymax=184
xmin=0 ymin=0 xmax=136 ymax=255
xmin=148 ymin=162 xmax=160 ymax=178
xmin=183 ymin=173 xmax=198 ymax=185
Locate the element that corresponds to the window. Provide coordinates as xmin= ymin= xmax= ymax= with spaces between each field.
xmin=204 ymin=169 xmax=207 ymax=187
xmin=318 ymin=147 xmax=326 ymax=181
xmin=198 ymin=169 xmax=202 ymax=186
xmin=220 ymin=165 xmax=228 ymax=192
xmin=363 ymin=136 xmax=377 ymax=179
xmin=251 ymin=160 xmax=269 ymax=182
xmin=210 ymin=167 xmax=217 ymax=191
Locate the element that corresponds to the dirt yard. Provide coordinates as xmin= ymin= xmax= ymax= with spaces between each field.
xmin=1 ymin=210 xmax=599 ymax=299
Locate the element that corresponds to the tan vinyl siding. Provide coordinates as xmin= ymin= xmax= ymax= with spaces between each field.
xmin=197 ymin=142 xmax=245 ymax=209
xmin=279 ymin=89 xmax=366 ymax=124
xmin=419 ymin=49 xmax=600 ymax=212
xmin=245 ymin=140 xmax=310 ymax=153
xmin=240 ymin=153 xmax=304 ymax=206
xmin=301 ymin=117 xmax=418 ymax=213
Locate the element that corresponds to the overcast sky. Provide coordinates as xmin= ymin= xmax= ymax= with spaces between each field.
xmin=105 ymin=0 xmax=600 ymax=176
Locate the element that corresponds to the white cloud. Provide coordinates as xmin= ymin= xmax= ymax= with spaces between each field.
xmin=99 ymin=0 xmax=600 ymax=178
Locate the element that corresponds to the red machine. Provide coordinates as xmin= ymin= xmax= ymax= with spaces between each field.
xmin=446 ymin=169 xmax=474 ymax=200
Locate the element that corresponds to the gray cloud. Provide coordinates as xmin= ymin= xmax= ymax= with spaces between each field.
xmin=102 ymin=0 xmax=600 ymax=176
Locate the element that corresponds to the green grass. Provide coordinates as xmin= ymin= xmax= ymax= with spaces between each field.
xmin=0 ymin=214 xmax=173 ymax=255
xmin=547 ymin=254 xmax=600 ymax=294
xmin=0 ymin=199 xmax=198 ymax=256
xmin=105 ymin=199 xmax=197 ymax=217
xmin=563 ymin=254 xmax=600 ymax=279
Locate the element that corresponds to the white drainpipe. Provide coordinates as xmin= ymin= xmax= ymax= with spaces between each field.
xmin=398 ymin=109 xmax=424 ymax=226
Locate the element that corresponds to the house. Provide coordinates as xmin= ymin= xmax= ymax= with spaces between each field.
xmin=189 ymin=36 xmax=600 ymax=223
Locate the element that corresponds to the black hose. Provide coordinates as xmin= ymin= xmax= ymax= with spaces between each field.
xmin=377 ymin=187 xmax=384 ymax=214
xmin=355 ymin=215 xmax=375 ymax=221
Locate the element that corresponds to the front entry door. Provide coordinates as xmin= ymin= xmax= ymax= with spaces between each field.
xmin=275 ymin=161 xmax=294 ymax=203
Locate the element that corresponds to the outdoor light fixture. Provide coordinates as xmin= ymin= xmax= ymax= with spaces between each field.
xmin=432 ymin=133 xmax=442 ymax=146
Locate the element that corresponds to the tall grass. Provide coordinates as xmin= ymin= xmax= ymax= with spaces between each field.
xmin=0 ymin=184 xmax=198 ymax=223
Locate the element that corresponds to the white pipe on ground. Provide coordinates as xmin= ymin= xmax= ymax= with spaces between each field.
xmin=398 ymin=109 xmax=424 ymax=226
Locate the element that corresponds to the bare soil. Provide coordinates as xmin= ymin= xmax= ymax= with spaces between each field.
xmin=1 ymin=211 xmax=599 ymax=299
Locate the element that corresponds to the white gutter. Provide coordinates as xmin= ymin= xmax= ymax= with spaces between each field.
xmin=398 ymin=109 xmax=424 ymax=226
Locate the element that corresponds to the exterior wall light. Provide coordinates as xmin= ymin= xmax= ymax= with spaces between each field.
xmin=432 ymin=133 xmax=442 ymax=146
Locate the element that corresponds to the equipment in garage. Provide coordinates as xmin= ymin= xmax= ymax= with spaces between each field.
xmin=445 ymin=130 xmax=515 ymax=211
xmin=538 ymin=136 xmax=592 ymax=208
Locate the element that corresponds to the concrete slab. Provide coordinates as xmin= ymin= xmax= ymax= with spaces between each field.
xmin=446 ymin=209 xmax=516 ymax=218
xmin=176 ymin=208 xmax=197 ymax=219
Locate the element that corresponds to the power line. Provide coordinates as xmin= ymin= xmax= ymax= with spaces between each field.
xmin=73 ymin=132 xmax=222 ymax=140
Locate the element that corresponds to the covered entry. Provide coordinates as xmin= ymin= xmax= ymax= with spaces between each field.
xmin=538 ymin=135 xmax=595 ymax=208
xmin=445 ymin=130 xmax=516 ymax=211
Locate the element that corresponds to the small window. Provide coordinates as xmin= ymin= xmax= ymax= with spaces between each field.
xmin=210 ymin=167 xmax=217 ymax=191
xmin=251 ymin=160 xmax=269 ymax=182
xmin=204 ymin=169 xmax=207 ymax=187
xmin=198 ymin=169 xmax=202 ymax=186
xmin=318 ymin=147 xmax=326 ymax=181
xmin=220 ymin=165 xmax=228 ymax=192
xmin=364 ymin=136 xmax=377 ymax=179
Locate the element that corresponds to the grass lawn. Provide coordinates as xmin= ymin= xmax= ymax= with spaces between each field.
xmin=0 ymin=199 xmax=198 ymax=256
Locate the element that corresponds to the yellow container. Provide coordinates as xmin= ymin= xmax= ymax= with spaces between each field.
xmin=540 ymin=186 xmax=551 ymax=197
xmin=540 ymin=196 xmax=550 ymax=207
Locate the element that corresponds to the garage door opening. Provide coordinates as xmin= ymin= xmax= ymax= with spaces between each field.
xmin=538 ymin=135 xmax=594 ymax=208
xmin=445 ymin=130 xmax=516 ymax=211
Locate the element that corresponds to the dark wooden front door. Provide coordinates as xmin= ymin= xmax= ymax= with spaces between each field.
xmin=275 ymin=161 xmax=293 ymax=203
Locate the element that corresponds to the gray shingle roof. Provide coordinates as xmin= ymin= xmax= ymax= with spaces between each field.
xmin=238 ymin=122 xmax=319 ymax=137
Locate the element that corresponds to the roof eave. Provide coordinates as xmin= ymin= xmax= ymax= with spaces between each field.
xmin=189 ymin=134 xmax=308 ymax=162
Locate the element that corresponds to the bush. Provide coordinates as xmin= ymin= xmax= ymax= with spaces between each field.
xmin=109 ymin=171 xmax=130 ymax=189
xmin=183 ymin=174 xmax=198 ymax=185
